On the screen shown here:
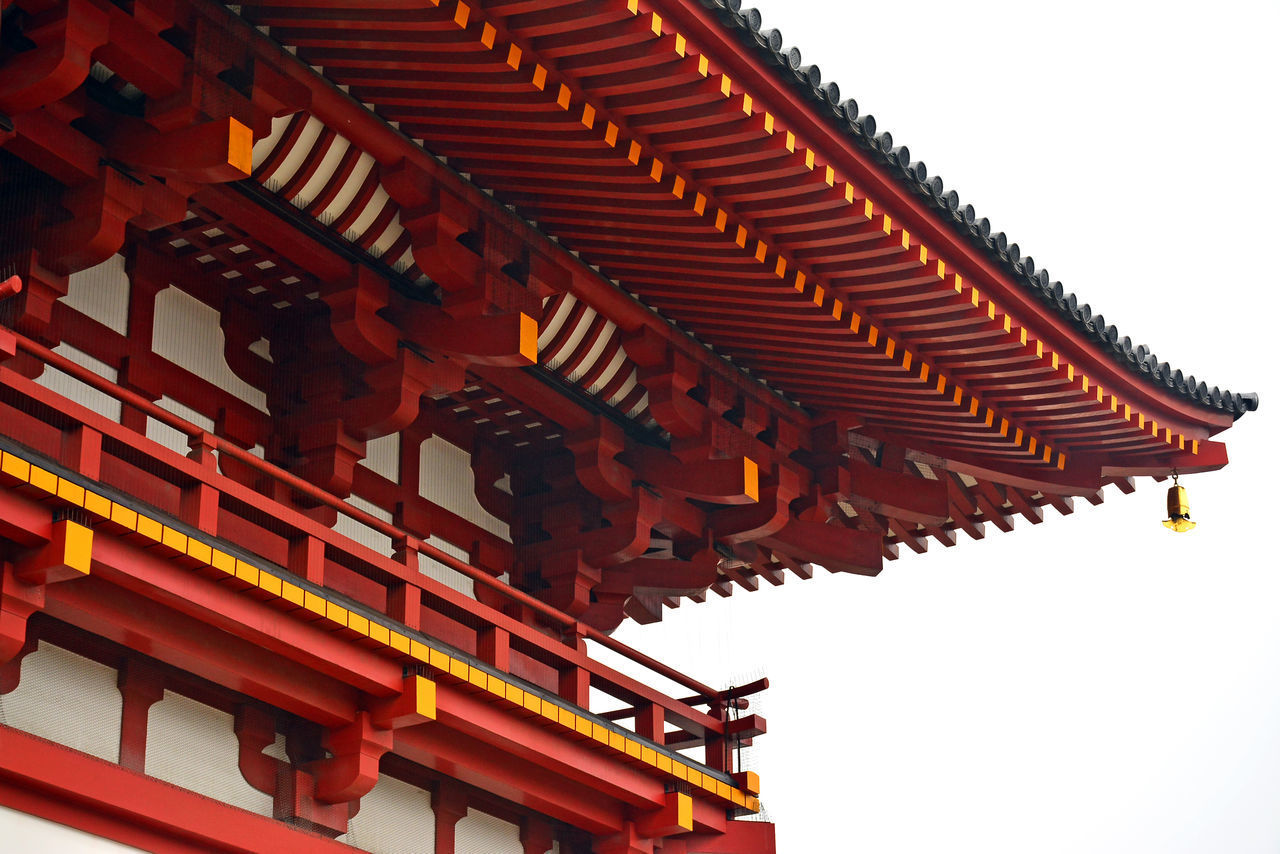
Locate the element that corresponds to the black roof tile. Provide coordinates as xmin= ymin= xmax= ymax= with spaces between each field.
xmin=699 ymin=0 xmax=1259 ymax=419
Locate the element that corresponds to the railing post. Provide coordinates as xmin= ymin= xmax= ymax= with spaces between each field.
xmin=634 ymin=701 xmax=664 ymax=745
xmin=61 ymin=424 xmax=102 ymax=480
xmin=478 ymin=626 xmax=510 ymax=671
xmin=288 ymin=534 xmax=326 ymax=586
xmin=559 ymin=622 xmax=591 ymax=708
xmin=704 ymin=701 xmax=728 ymax=772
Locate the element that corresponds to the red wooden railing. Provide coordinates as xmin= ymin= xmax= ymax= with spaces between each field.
xmin=0 ymin=325 xmax=757 ymax=771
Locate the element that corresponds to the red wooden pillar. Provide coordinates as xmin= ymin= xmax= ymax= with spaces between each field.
xmin=433 ymin=782 xmax=468 ymax=854
xmin=116 ymin=659 xmax=165 ymax=772
xmin=521 ymin=816 xmax=555 ymax=854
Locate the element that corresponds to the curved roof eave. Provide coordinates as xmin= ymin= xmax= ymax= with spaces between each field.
xmin=698 ymin=0 xmax=1258 ymax=421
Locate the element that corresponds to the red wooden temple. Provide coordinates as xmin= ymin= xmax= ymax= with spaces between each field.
xmin=0 ymin=0 xmax=1256 ymax=851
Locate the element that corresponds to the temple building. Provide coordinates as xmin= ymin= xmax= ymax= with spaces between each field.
xmin=0 ymin=0 xmax=1256 ymax=852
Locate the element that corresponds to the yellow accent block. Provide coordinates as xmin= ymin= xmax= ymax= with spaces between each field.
xmin=281 ymin=581 xmax=305 ymax=609
xmin=686 ymin=769 xmax=702 ymax=788
xmin=235 ymin=559 xmax=258 ymax=587
xmin=303 ymin=591 xmax=327 ymax=618
xmin=61 ymin=521 xmax=94 ymax=577
xmin=625 ymin=739 xmax=642 ymax=760
xmin=505 ymin=44 xmax=521 ymax=70
xmin=641 ymin=747 xmax=657 ymax=766
xmin=754 ymin=240 xmax=767 ymax=262
xmin=575 ymin=715 xmax=592 ymax=737
xmin=672 ymin=174 xmax=685 ymax=199
xmin=649 ymin=11 xmax=662 ymax=34
xmin=449 ymin=657 xmax=469 ymax=680
xmin=468 ymin=667 xmax=487 ymax=690
xmin=592 ymin=723 xmax=610 ymax=744
xmin=412 ymin=640 xmax=434 ymax=664
xmin=732 ymin=789 xmax=746 ymax=807
xmin=609 ymin=731 xmax=625 ymax=752
xmin=211 ymin=549 xmax=236 ymax=576
xmin=110 ymin=502 xmax=138 ymax=532
xmin=136 ymin=515 xmax=162 ymax=543
xmin=531 ymin=64 xmax=547 ymax=90
xmin=649 ymin=159 xmax=663 ymax=182
xmin=734 ymin=225 xmax=746 ymax=247
xmin=506 ymin=683 xmax=524 ymax=706
xmin=540 ymin=702 xmax=559 ymax=724
xmin=674 ymin=33 xmax=686 ymax=56
xmin=429 ymin=647 xmax=450 ymax=671
xmin=1 ymin=451 xmax=31 ymax=483
xmin=714 ymin=209 xmax=727 ymax=232
xmin=187 ymin=538 xmax=212 ymax=567
xmin=417 ymin=675 xmax=438 ymax=719
xmin=676 ymin=792 xmax=693 ymax=830
xmin=347 ymin=612 xmax=369 ymax=636
xmin=227 ymin=118 xmax=253 ymax=177
xmin=719 ymin=74 xmax=731 ymax=96
xmin=258 ymin=571 xmax=282 ymax=598
xmin=324 ymin=600 xmax=347 ymax=627
xmin=369 ymin=621 xmax=390 ymax=647
xmin=739 ymin=770 xmax=761 ymax=794
xmin=56 ymin=478 xmax=85 ymax=507
xmin=389 ymin=631 xmax=411 ymax=655
xmin=161 ymin=526 xmax=187 ymax=554
xmin=693 ymin=192 xmax=706 ymax=215
xmin=558 ymin=707 xmax=575 ymax=728
xmin=523 ymin=693 xmax=541 ymax=715
xmin=453 ymin=1 xmax=470 ymax=28
xmin=480 ymin=22 xmax=496 ymax=49
xmin=673 ymin=761 xmax=688 ymax=781
xmin=604 ymin=121 xmax=619 ymax=147
xmin=656 ymin=753 xmax=672 ymax=774
xmin=697 ymin=54 xmax=709 ymax=76
xmin=29 ymin=464 xmax=57 ymax=495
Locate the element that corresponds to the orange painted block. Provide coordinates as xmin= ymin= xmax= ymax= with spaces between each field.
xmin=186 ymin=538 xmax=213 ymax=567
xmin=56 ymin=478 xmax=85 ymax=507
xmin=28 ymin=464 xmax=58 ymax=495
xmin=346 ymin=612 xmax=369 ymax=636
xmin=389 ymin=631 xmax=411 ymax=655
xmin=258 ymin=572 xmax=282 ymax=599
xmin=135 ymin=515 xmax=163 ymax=544
xmin=82 ymin=490 xmax=110 ymax=520
xmin=0 ymin=451 xmax=31 ymax=484
xmin=368 ymin=621 xmax=390 ymax=647
xmin=411 ymin=640 xmax=433 ymax=664
xmin=449 ymin=657 xmax=469 ymax=681
xmin=429 ymin=647 xmax=450 ymax=672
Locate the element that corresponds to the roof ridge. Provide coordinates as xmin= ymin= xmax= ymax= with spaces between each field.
xmin=699 ymin=0 xmax=1259 ymax=420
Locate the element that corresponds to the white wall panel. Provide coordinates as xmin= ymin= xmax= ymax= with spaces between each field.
xmin=146 ymin=395 xmax=216 ymax=457
xmin=145 ymin=690 xmax=273 ymax=816
xmin=336 ymin=494 xmax=394 ymax=555
xmin=359 ymin=433 xmax=400 ymax=483
xmin=152 ymin=286 xmax=268 ymax=412
xmin=36 ymin=344 xmax=123 ymax=423
xmin=0 ymin=641 xmax=121 ymax=763
xmin=62 ymin=253 xmax=130 ymax=335
xmin=342 ymin=774 xmax=435 ymax=854
xmin=454 ymin=809 xmax=521 ymax=854
xmin=0 ymin=806 xmax=144 ymax=853
xmin=418 ymin=436 xmax=509 ymax=541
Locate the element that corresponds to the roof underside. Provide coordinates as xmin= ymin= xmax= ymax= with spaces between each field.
xmin=226 ymin=0 xmax=1254 ymax=479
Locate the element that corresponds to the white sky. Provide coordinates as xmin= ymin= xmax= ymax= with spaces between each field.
xmin=615 ymin=1 xmax=1280 ymax=851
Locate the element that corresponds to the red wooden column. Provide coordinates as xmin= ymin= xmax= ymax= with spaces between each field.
xmin=433 ymin=783 xmax=468 ymax=854
xmin=116 ymin=659 xmax=165 ymax=772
